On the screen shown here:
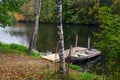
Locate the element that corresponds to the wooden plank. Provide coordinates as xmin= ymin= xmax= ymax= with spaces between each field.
xmin=42 ymin=54 xmax=59 ymax=62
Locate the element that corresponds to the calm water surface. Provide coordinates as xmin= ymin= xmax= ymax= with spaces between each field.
xmin=0 ymin=22 xmax=96 ymax=52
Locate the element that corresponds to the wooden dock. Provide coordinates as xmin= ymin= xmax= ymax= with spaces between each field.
xmin=41 ymin=47 xmax=101 ymax=62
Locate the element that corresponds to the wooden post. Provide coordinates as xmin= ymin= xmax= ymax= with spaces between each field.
xmin=55 ymin=42 xmax=58 ymax=73
xmin=75 ymin=34 xmax=78 ymax=47
xmin=67 ymin=45 xmax=72 ymax=75
xmin=69 ymin=46 xmax=72 ymax=61
xmin=88 ymin=37 xmax=90 ymax=49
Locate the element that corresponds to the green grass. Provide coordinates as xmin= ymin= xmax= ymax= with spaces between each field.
xmin=68 ymin=72 xmax=105 ymax=80
xmin=0 ymin=42 xmax=41 ymax=59
xmin=69 ymin=64 xmax=80 ymax=70
xmin=40 ymin=71 xmax=105 ymax=80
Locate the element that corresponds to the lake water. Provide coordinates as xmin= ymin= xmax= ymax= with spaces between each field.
xmin=0 ymin=22 xmax=97 ymax=52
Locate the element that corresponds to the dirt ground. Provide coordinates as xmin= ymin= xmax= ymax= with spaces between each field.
xmin=0 ymin=53 xmax=55 ymax=80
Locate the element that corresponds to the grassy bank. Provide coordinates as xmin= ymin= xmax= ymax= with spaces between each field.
xmin=0 ymin=42 xmax=41 ymax=59
xmin=0 ymin=42 xmax=105 ymax=80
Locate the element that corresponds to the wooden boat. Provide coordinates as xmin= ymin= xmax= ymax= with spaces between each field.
xmin=69 ymin=48 xmax=101 ymax=61
xmin=42 ymin=47 xmax=101 ymax=62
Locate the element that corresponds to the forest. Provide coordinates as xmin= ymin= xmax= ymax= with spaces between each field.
xmin=13 ymin=0 xmax=120 ymax=25
xmin=0 ymin=0 xmax=120 ymax=80
xmin=1 ymin=0 xmax=120 ymax=25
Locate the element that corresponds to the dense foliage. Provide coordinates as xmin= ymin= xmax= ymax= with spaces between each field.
xmin=62 ymin=0 xmax=99 ymax=24
xmin=1 ymin=0 xmax=120 ymax=25
xmin=94 ymin=6 xmax=120 ymax=79
xmin=16 ymin=0 xmax=99 ymax=25
xmin=16 ymin=0 xmax=120 ymax=25
xmin=0 ymin=0 xmax=28 ymax=27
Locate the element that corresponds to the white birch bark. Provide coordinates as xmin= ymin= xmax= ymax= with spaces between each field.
xmin=56 ymin=0 xmax=66 ymax=73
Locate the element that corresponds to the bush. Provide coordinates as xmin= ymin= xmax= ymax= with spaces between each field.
xmin=94 ymin=6 xmax=120 ymax=79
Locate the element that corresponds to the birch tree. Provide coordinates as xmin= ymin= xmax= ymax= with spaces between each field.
xmin=56 ymin=0 xmax=66 ymax=73
xmin=27 ymin=0 xmax=41 ymax=55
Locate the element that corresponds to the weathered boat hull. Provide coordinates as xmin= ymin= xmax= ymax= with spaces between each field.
xmin=42 ymin=47 xmax=101 ymax=62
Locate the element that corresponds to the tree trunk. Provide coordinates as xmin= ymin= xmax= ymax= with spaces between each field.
xmin=27 ymin=0 xmax=41 ymax=55
xmin=56 ymin=0 xmax=66 ymax=73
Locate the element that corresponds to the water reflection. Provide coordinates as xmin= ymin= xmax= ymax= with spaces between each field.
xmin=0 ymin=27 xmax=29 ymax=46
xmin=0 ymin=22 xmax=97 ymax=52
xmin=37 ymin=24 xmax=57 ymax=52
